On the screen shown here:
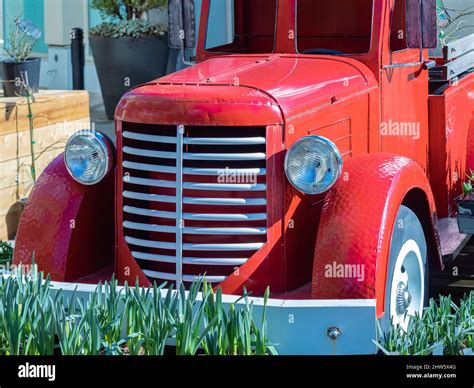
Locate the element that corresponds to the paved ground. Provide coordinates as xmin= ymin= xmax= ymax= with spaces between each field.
xmin=89 ymin=93 xmax=115 ymax=143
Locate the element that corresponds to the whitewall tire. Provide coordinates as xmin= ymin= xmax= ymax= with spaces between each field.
xmin=381 ymin=205 xmax=428 ymax=333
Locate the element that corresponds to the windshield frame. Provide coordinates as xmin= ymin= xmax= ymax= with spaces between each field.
xmin=294 ymin=0 xmax=376 ymax=57
xmin=200 ymin=0 xmax=280 ymax=58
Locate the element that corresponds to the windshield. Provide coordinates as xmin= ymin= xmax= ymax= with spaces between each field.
xmin=205 ymin=0 xmax=278 ymax=54
xmin=297 ymin=0 xmax=374 ymax=55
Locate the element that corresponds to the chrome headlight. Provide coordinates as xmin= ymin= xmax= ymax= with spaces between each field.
xmin=64 ymin=130 xmax=113 ymax=185
xmin=284 ymin=136 xmax=343 ymax=195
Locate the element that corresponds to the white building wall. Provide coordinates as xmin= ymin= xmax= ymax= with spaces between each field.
xmin=40 ymin=0 xmax=102 ymax=92
xmin=0 ymin=0 xmax=4 ymax=43
xmin=441 ymin=0 xmax=474 ymax=40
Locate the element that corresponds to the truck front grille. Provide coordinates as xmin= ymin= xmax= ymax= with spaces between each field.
xmin=121 ymin=123 xmax=267 ymax=287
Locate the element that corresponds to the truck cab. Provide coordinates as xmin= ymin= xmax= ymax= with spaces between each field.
xmin=13 ymin=0 xmax=474 ymax=351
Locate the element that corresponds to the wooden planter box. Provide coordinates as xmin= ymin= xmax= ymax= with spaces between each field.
xmin=456 ymin=194 xmax=474 ymax=235
xmin=0 ymin=90 xmax=90 ymax=240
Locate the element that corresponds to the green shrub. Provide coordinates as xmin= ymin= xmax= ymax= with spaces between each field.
xmin=90 ymin=0 xmax=168 ymax=38
xmin=201 ymin=284 xmax=276 ymax=355
xmin=0 ymin=267 xmax=275 ymax=356
xmin=4 ymin=17 xmax=41 ymax=62
xmin=376 ymin=293 xmax=474 ymax=355
xmin=91 ymin=0 xmax=167 ymax=21
xmin=89 ymin=19 xmax=167 ymax=38
xmin=0 ymin=241 xmax=13 ymax=266
xmin=463 ymin=169 xmax=474 ymax=196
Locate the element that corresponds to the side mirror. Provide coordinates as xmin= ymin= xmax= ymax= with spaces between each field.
xmin=168 ymin=0 xmax=196 ymax=49
xmin=406 ymin=0 xmax=437 ymax=49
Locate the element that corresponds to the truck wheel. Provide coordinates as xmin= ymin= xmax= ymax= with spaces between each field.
xmin=381 ymin=205 xmax=428 ymax=333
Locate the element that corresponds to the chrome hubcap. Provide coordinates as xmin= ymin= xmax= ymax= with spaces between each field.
xmin=395 ymin=279 xmax=412 ymax=315
xmin=389 ymin=239 xmax=425 ymax=330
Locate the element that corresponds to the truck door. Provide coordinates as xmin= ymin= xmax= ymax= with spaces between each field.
xmin=380 ymin=0 xmax=430 ymax=172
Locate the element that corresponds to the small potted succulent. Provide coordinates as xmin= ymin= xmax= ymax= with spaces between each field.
xmin=1 ymin=17 xmax=42 ymax=97
xmin=456 ymin=169 xmax=474 ymax=234
xmin=89 ymin=0 xmax=169 ymax=119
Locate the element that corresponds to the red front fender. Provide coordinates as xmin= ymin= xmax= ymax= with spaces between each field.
xmin=13 ymin=154 xmax=115 ymax=282
xmin=311 ymin=153 xmax=442 ymax=317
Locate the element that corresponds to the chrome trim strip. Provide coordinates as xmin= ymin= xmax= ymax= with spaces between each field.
xmin=182 ymin=257 xmax=247 ymax=266
xmin=185 ymin=213 xmax=267 ymax=221
xmin=123 ymin=161 xmax=177 ymax=174
xmin=183 ymin=182 xmax=266 ymax=191
xmin=184 ymin=197 xmax=266 ymax=206
xmin=143 ymin=269 xmax=226 ymax=283
xmin=123 ymin=191 xmax=177 ymax=204
xmin=123 ymin=163 xmax=265 ymax=176
xmin=131 ymin=251 xmax=248 ymax=266
xmin=184 ymin=137 xmax=266 ymax=145
xmin=126 ymin=176 xmax=265 ymax=191
xmin=125 ymin=147 xmax=265 ymax=162
xmin=182 ymin=167 xmax=266 ymax=176
xmin=126 ymin=236 xmax=263 ymax=251
xmin=124 ymin=205 xmax=266 ymax=221
xmin=183 ymin=242 xmax=265 ymax=251
xmin=132 ymin=251 xmax=176 ymax=264
xmin=123 ymin=131 xmax=265 ymax=146
xmin=123 ymin=146 xmax=176 ymax=159
xmin=184 ymin=152 xmax=266 ymax=161
xmin=176 ymin=125 xmax=184 ymax=289
xmin=124 ymin=206 xmax=176 ymax=219
xmin=125 ymin=236 xmax=176 ymax=250
xmin=184 ymin=226 xmax=267 ymax=235
xmin=123 ymin=191 xmax=266 ymax=206
xmin=123 ymin=221 xmax=176 ymax=234
xmin=125 ymin=176 xmax=176 ymax=189
xmin=122 ymin=131 xmax=177 ymax=144
xmin=142 ymin=270 xmax=178 ymax=281
xmin=125 ymin=221 xmax=266 ymax=235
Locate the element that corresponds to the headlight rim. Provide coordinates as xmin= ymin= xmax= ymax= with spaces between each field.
xmin=64 ymin=130 xmax=114 ymax=186
xmin=284 ymin=135 xmax=343 ymax=195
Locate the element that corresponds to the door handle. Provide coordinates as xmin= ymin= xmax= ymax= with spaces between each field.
xmin=422 ymin=60 xmax=437 ymax=70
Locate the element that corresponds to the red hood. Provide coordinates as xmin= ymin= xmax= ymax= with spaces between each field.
xmin=116 ymin=54 xmax=376 ymax=125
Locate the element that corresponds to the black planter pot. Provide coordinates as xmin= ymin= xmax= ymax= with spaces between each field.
xmin=456 ymin=194 xmax=474 ymax=234
xmin=0 ymin=57 xmax=41 ymax=97
xmin=90 ymin=35 xmax=170 ymax=120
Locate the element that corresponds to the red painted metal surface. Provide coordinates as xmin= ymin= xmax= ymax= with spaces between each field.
xmin=115 ymin=52 xmax=378 ymax=295
xmin=467 ymin=116 xmax=474 ymax=181
xmin=13 ymin=155 xmax=115 ymax=282
xmin=149 ymin=55 xmax=377 ymax=120
xmin=115 ymin=84 xmax=282 ymax=126
xmin=13 ymin=1 xmax=474 ymax=324
xmin=311 ymin=154 xmax=443 ymax=317
xmin=429 ymin=73 xmax=474 ymax=217
xmin=114 ymin=120 xmax=152 ymax=287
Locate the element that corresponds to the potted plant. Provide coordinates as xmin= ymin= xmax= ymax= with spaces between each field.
xmin=89 ymin=0 xmax=169 ymax=120
xmin=456 ymin=169 xmax=474 ymax=234
xmin=1 ymin=18 xmax=42 ymax=97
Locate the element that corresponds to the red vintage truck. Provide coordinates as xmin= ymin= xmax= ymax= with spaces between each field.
xmin=12 ymin=0 xmax=474 ymax=354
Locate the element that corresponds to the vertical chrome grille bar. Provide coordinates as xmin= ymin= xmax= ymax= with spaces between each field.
xmin=175 ymin=125 xmax=185 ymax=289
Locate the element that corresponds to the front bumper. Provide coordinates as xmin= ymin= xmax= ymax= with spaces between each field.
xmin=49 ymin=279 xmax=376 ymax=355
xmin=253 ymin=297 xmax=377 ymax=355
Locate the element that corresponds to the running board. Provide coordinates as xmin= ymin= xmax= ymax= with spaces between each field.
xmin=438 ymin=218 xmax=471 ymax=262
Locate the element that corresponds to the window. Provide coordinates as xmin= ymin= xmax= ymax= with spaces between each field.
xmin=205 ymin=0 xmax=278 ymax=54
xmin=297 ymin=0 xmax=374 ymax=55
xmin=390 ymin=0 xmax=408 ymax=52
